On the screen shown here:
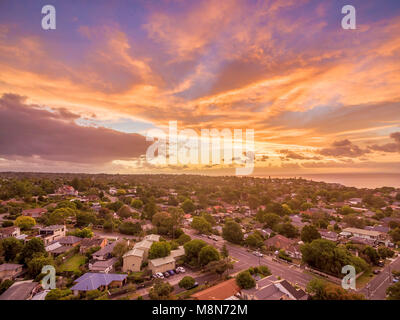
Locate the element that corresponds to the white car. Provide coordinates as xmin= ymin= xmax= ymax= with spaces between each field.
xmin=156 ymin=272 xmax=164 ymax=279
xmin=176 ymin=267 xmax=186 ymax=273
xmin=253 ymin=251 xmax=263 ymax=257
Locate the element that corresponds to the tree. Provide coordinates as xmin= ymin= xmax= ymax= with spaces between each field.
xmin=112 ymin=240 xmax=129 ymax=259
xmin=198 ymin=245 xmax=220 ymax=266
xmin=143 ymin=197 xmax=157 ymax=220
xmin=191 ymin=216 xmax=212 ymax=234
xmin=362 ymin=246 xmax=380 ymax=265
xmin=27 ymin=255 xmax=53 ymax=278
xmin=149 ymin=280 xmax=174 ymax=300
xmin=149 ymin=241 xmax=171 ymax=259
xmin=222 ymin=220 xmax=243 ymax=244
xmin=45 ymin=289 xmax=73 ymax=300
xmin=300 ymin=225 xmax=321 ymax=243
xmin=221 ymin=244 xmax=229 ymax=258
xmin=245 ymin=233 xmax=264 ymax=248
xmin=181 ymin=199 xmax=196 ymax=213
xmin=15 ymin=216 xmax=36 ymax=230
xmin=118 ymin=221 xmax=142 ymax=235
xmin=131 ymin=199 xmax=143 ymax=209
xmin=169 ymin=207 xmax=184 ymax=239
xmin=178 ymin=276 xmax=195 ymax=290
xmin=20 ymin=238 xmax=46 ymax=264
xmin=117 ymin=205 xmax=132 ymax=218
xmin=307 ymin=278 xmax=364 ymax=300
xmin=152 ymin=211 xmax=174 ymax=236
xmin=263 ymin=213 xmax=281 ymax=229
xmin=184 ymin=239 xmax=207 ymax=266
xmin=76 ymin=211 xmax=97 ymax=227
xmin=204 ymin=259 xmax=233 ymax=278
xmin=387 ymin=282 xmax=400 ymax=300
xmin=236 ymin=270 xmax=256 ymax=289
xmin=177 ymin=233 xmax=191 ymax=245
xmin=389 ymin=228 xmax=400 ymax=243
xmin=0 ymin=237 xmax=24 ymax=262
xmin=69 ymin=227 xmax=93 ymax=238
xmin=277 ymin=222 xmax=299 ymax=238
xmin=301 ymin=239 xmax=368 ymax=277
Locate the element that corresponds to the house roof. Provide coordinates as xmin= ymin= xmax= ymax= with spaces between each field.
xmin=149 ymin=255 xmax=175 ymax=267
xmin=93 ymin=241 xmax=117 ymax=256
xmin=278 ymin=280 xmax=307 ymax=300
xmin=71 ymin=273 xmax=127 ymax=291
xmin=90 ymin=258 xmax=117 ymax=270
xmin=80 ymin=237 xmax=105 ymax=247
xmin=143 ymin=234 xmax=160 ymax=242
xmin=265 ymin=235 xmax=297 ymax=251
xmin=59 ymin=236 xmax=81 ymax=245
xmin=170 ymin=246 xmax=185 ymax=259
xmin=123 ymin=248 xmax=144 ymax=258
xmin=0 ymin=263 xmax=22 ymax=272
xmin=192 ymin=278 xmax=240 ymax=300
xmin=342 ymin=227 xmax=382 ymax=237
xmin=134 ymin=240 xmax=153 ymax=250
xmin=0 ymin=226 xmax=19 ymax=236
xmin=0 ymin=281 xmax=39 ymax=300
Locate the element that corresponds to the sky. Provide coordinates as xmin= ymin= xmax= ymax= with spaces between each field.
xmin=0 ymin=0 xmax=399 ymax=175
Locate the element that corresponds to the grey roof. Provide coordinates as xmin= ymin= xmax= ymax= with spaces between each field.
xmin=90 ymin=258 xmax=117 ymax=270
xmin=59 ymin=236 xmax=81 ymax=245
xmin=71 ymin=273 xmax=127 ymax=291
xmin=278 ymin=280 xmax=307 ymax=300
xmin=0 ymin=263 xmax=22 ymax=272
xmin=123 ymin=248 xmax=144 ymax=258
xmin=93 ymin=241 xmax=117 ymax=257
xmin=149 ymin=255 xmax=175 ymax=267
xmin=0 ymin=281 xmax=38 ymax=300
xmin=254 ymin=284 xmax=284 ymax=300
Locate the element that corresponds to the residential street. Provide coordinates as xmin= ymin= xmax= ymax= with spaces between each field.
xmin=359 ymin=255 xmax=400 ymax=300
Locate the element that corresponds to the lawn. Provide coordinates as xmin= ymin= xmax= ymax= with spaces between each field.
xmin=59 ymin=254 xmax=87 ymax=273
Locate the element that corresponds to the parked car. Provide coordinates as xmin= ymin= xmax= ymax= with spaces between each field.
xmin=156 ymin=272 xmax=164 ymax=279
xmin=176 ymin=267 xmax=186 ymax=273
xmin=393 ymin=278 xmax=399 ymax=283
xmin=253 ymin=251 xmax=263 ymax=257
xmin=173 ymin=268 xmax=180 ymax=274
xmin=163 ymin=272 xmax=170 ymax=278
xmin=373 ymin=270 xmax=381 ymax=275
xmin=168 ymin=270 xmax=175 ymax=276
xmin=187 ymin=282 xmax=199 ymax=290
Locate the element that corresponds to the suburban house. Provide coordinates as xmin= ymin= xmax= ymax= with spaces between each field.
xmin=240 ymin=275 xmax=307 ymax=300
xmin=148 ymin=256 xmax=175 ymax=274
xmin=320 ymin=230 xmax=339 ymax=242
xmin=192 ymin=278 xmax=240 ymax=300
xmin=122 ymin=248 xmax=145 ymax=272
xmin=56 ymin=185 xmax=78 ymax=196
xmin=170 ymin=246 xmax=185 ymax=261
xmin=92 ymin=241 xmax=117 ymax=261
xmin=89 ymin=257 xmax=117 ymax=273
xmin=340 ymin=227 xmax=387 ymax=243
xmin=0 ymin=280 xmax=41 ymax=300
xmin=0 ymin=263 xmax=24 ymax=281
xmin=265 ymin=235 xmax=302 ymax=259
xmin=0 ymin=226 xmax=21 ymax=239
xmin=79 ymin=237 xmax=108 ymax=254
xmin=38 ymin=225 xmax=66 ymax=245
xmin=70 ymin=273 xmax=127 ymax=295
xmin=22 ymin=208 xmax=47 ymax=218
xmin=58 ymin=236 xmax=82 ymax=247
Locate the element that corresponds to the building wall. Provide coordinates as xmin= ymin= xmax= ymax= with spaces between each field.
xmin=149 ymin=261 xmax=175 ymax=274
xmin=122 ymin=255 xmax=143 ymax=273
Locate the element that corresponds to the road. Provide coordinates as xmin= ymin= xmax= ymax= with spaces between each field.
xmin=185 ymin=229 xmax=313 ymax=289
xmin=359 ymin=255 xmax=400 ymax=300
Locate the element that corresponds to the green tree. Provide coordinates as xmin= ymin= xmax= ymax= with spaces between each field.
xmin=198 ymin=245 xmax=220 ymax=266
xmin=245 ymin=233 xmax=264 ymax=248
xmin=0 ymin=237 xmax=23 ymax=262
xmin=236 ymin=270 xmax=256 ymax=289
xmin=27 ymin=255 xmax=53 ymax=278
xmin=277 ymin=222 xmax=299 ymax=238
xmin=149 ymin=279 xmax=174 ymax=300
xmin=300 ymin=225 xmax=321 ymax=243
xmin=149 ymin=241 xmax=171 ymax=259
xmin=222 ymin=220 xmax=243 ymax=244
xmin=118 ymin=222 xmax=142 ymax=235
xmin=178 ymin=276 xmax=195 ymax=289
xmin=177 ymin=233 xmax=191 ymax=245
xmin=204 ymin=259 xmax=233 ymax=278
xmin=20 ymin=238 xmax=46 ymax=264
xmin=221 ymin=244 xmax=229 ymax=258
xmin=183 ymin=239 xmax=207 ymax=266
xmin=191 ymin=216 xmax=212 ymax=234
xmin=307 ymin=278 xmax=364 ymax=300
xmin=15 ymin=216 xmax=36 ymax=230
xmin=181 ymin=199 xmax=196 ymax=214
xmin=387 ymin=282 xmax=400 ymax=300
xmin=143 ymin=197 xmax=157 ymax=220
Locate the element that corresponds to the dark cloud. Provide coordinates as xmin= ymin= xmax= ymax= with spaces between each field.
xmin=318 ymin=139 xmax=370 ymax=158
xmin=279 ymin=149 xmax=322 ymax=161
xmin=0 ymin=94 xmax=150 ymax=164
xmin=368 ymin=132 xmax=400 ymax=153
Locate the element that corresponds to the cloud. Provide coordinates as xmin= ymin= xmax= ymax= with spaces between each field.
xmin=279 ymin=149 xmax=322 ymax=160
xmin=318 ymin=139 xmax=370 ymax=158
xmin=369 ymin=132 xmax=400 ymax=153
xmin=0 ymin=94 xmax=150 ymax=164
